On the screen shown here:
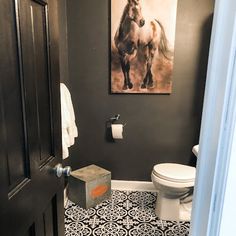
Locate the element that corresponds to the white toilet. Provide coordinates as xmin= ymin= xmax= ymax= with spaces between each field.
xmin=152 ymin=145 xmax=198 ymax=221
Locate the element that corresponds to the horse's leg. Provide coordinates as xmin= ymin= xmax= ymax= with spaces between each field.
xmin=146 ymin=58 xmax=154 ymax=88
xmin=141 ymin=43 xmax=155 ymax=89
xmin=119 ymin=56 xmax=133 ymax=90
xmin=140 ymin=46 xmax=149 ymax=88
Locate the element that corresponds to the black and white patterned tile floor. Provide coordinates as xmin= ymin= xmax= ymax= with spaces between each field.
xmin=65 ymin=190 xmax=190 ymax=236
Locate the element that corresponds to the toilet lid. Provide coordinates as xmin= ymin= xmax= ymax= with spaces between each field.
xmin=153 ymin=163 xmax=196 ymax=183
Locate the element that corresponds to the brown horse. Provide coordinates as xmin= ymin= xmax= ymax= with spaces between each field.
xmin=114 ymin=0 xmax=170 ymax=90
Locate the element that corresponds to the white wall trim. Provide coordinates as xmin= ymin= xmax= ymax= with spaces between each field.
xmin=190 ymin=0 xmax=236 ymax=235
xmin=64 ymin=187 xmax=69 ymax=207
xmin=209 ymin=17 xmax=236 ymax=236
xmin=218 ymin=102 xmax=236 ymax=235
xmin=111 ymin=180 xmax=156 ymax=192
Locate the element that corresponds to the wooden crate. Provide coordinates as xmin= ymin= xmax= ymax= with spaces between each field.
xmin=68 ymin=165 xmax=111 ymax=209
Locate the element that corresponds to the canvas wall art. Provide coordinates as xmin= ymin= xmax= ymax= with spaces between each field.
xmin=111 ymin=0 xmax=178 ymax=94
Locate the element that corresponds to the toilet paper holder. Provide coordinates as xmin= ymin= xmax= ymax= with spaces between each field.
xmin=108 ymin=114 xmax=127 ymax=127
xmin=106 ymin=114 xmax=126 ymax=142
xmin=109 ymin=114 xmax=120 ymax=122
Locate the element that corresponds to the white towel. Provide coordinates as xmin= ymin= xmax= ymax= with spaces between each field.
xmin=60 ymin=83 xmax=78 ymax=159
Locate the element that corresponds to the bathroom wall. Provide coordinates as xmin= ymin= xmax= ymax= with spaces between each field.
xmin=64 ymin=0 xmax=214 ymax=181
xmin=58 ymin=0 xmax=69 ymax=83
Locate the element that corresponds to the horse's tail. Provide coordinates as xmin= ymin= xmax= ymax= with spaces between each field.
xmin=155 ymin=19 xmax=171 ymax=60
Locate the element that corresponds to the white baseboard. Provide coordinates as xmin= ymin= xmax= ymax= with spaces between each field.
xmin=64 ymin=186 xmax=69 ymax=207
xmin=111 ymin=180 xmax=156 ymax=192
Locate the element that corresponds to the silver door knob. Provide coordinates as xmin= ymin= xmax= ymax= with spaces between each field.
xmin=54 ymin=164 xmax=72 ymax=177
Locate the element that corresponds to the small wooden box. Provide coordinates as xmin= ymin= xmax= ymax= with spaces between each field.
xmin=68 ymin=165 xmax=111 ymax=209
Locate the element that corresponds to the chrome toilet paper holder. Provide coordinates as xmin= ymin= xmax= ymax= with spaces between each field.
xmin=108 ymin=114 xmax=127 ymax=127
xmin=109 ymin=114 xmax=120 ymax=123
xmin=106 ymin=114 xmax=125 ymax=142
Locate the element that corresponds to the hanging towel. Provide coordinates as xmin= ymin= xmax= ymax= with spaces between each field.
xmin=60 ymin=83 xmax=78 ymax=159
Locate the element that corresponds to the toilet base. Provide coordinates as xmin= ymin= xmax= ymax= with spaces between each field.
xmin=155 ymin=193 xmax=192 ymax=221
xmin=155 ymin=192 xmax=180 ymax=221
xmin=179 ymin=201 xmax=192 ymax=221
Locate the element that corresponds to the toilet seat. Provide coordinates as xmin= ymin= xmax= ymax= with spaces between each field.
xmin=153 ymin=163 xmax=196 ymax=183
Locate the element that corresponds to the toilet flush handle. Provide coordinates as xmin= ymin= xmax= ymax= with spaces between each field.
xmin=54 ymin=163 xmax=72 ymax=178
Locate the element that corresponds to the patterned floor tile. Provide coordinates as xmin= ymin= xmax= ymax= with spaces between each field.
xmin=65 ymin=190 xmax=190 ymax=236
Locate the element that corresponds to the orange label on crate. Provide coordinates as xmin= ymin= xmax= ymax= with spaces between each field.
xmin=91 ymin=185 xmax=108 ymax=199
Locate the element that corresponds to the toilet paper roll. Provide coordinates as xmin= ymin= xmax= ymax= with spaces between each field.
xmin=111 ymin=124 xmax=123 ymax=139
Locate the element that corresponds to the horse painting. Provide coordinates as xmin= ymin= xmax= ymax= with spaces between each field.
xmin=111 ymin=0 xmax=177 ymax=93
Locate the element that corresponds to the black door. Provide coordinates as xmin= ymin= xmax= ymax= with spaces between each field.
xmin=0 ymin=0 xmax=64 ymax=235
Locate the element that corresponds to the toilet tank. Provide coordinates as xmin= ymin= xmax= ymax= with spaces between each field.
xmin=192 ymin=145 xmax=199 ymax=157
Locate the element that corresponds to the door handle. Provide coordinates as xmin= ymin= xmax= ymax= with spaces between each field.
xmin=54 ymin=164 xmax=72 ymax=178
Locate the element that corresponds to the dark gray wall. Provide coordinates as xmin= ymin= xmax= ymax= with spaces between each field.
xmin=65 ymin=0 xmax=214 ymax=181
xmin=58 ymin=0 xmax=69 ymax=83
